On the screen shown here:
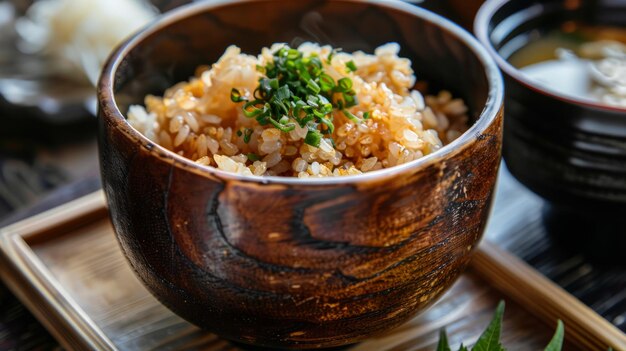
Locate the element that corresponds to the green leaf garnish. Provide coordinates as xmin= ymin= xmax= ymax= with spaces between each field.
xmin=543 ymin=320 xmax=564 ymax=351
xmin=435 ymin=301 xmax=564 ymax=351
xmin=437 ymin=329 xmax=451 ymax=351
xmin=472 ymin=301 xmax=505 ymax=351
xmin=230 ymin=45 xmax=361 ymax=147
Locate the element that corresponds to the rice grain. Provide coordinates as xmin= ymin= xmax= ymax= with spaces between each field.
xmin=127 ymin=43 xmax=469 ymax=177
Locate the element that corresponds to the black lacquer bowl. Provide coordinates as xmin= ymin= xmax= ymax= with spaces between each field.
xmin=475 ymin=0 xmax=626 ymax=262
xmin=98 ymin=0 xmax=504 ymax=349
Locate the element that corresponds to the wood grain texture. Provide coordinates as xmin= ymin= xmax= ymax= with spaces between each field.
xmin=20 ymin=212 xmax=561 ymax=351
xmin=0 ymin=192 xmax=597 ymax=351
xmin=0 ymin=192 xmax=113 ymax=351
xmin=97 ymin=0 xmax=503 ymax=348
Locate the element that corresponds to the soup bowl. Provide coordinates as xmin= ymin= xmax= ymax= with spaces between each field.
xmin=475 ymin=0 xmax=626 ymax=261
xmin=97 ymin=0 xmax=503 ymax=348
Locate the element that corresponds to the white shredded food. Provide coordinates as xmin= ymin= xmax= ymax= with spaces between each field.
xmin=16 ymin=0 xmax=156 ymax=85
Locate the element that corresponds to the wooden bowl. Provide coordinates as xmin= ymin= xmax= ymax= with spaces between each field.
xmin=475 ymin=0 xmax=626 ymax=260
xmin=97 ymin=0 xmax=503 ymax=348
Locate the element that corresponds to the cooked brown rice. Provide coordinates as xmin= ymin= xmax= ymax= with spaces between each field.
xmin=128 ymin=43 xmax=469 ymax=177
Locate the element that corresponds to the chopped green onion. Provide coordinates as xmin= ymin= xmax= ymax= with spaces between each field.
xmin=320 ymin=116 xmax=334 ymax=134
xmin=343 ymin=93 xmax=358 ymax=108
xmin=321 ymin=103 xmax=333 ymax=114
xmin=260 ymin=78 xmax=272 ymax=95
xmin=236 ymin=130 xmax=243 ymax=137
xmin=274 ymin=85 xmax=290 ymax=101
xmin=293 ymin=100 xmax=307 ymax=118
xmin=287 ymin=48 xmax=301 ymax=60
xmin=243 ymin=128 xmax=253 ymax=143
xmin=304 ymin=129 xmax=322 ymax=147
xmin=243 ymin=100 xmax=265 ymax=118
xmin=309 ymin=56 xmax=322 ymax=70
xmin=319 ymin=74 xmax=335 ymax=92
xmin=269 ymin=118 xmax=296 ymax=132
xmin=337 ymin=78 xmax=353 ymax=92
xmin=247 ymin=153 xmax=260 ymax=161
xmin=253 ymin=87 xmax=264 ymax=100
xmin=343 ymin=109 xmax=362 ymax=123
xmin=346 ymin=60 xmax=357 ymax=72
xmin=306 ymin=79 xmax=321 ymax=94
xmin=363 ymin=111 xmax=371 ymax=119
xmin=269 ymin=78 xmax=279 ymax=90
xmin=306 ymin=95 xmax=319 ymax=107
xmin=232 ymin=45 xmax=363 ymax=145
xmin=326 ymin=48 xmax=342 ymax=64
xmin=230 ymin=88 xmax=246 ymax=103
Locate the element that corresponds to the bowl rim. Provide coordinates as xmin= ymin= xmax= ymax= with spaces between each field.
xmin=474 ymin=0 xmax=626 ymax=114
xmin=98 ymin=0 xmax=504 ymax=186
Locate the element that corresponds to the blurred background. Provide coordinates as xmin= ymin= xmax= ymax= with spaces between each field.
xmin=0 ymin=0 xmax=623 ymax=350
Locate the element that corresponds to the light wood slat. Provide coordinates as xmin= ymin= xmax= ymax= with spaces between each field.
xmin=0 ymin=191 xmax=112 ymax=351
xmin=473 ymin=241 xmax=626 ymax=351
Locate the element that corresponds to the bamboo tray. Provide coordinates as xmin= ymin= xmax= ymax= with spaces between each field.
xmin=0 ymin=192 xmax=625 ymax=351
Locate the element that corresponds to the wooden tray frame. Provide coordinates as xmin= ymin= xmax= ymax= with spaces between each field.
xmin=1 ymin=191 xmax=625 ymax=350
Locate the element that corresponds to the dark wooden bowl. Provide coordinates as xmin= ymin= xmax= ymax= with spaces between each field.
xmin=475 ymin=0 xmax=626 ymax=260
xmin=97 ymin=0 xmax=503 ymax=348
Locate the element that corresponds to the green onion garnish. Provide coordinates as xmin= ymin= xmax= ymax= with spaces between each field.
xmin=243 ymin=128 xmax=253 ymax=143
xmin=346 ymin=60 xmax=357 ymax=72
xmin=343 ymin=109 xmax=362 ymax=123
xmin=337 ymin=77 xmax=353 ymax=92
xmin=230 ymin=88 xmax=246 ymax=103
xmin=305 ymin=129 xmax=322 ymax=147
xmin=231 ymin=45 xmax=361 ymax=147
xmin=326 ymin=48 xmax=341 ymax=64
xmin=242 ymin=99 xmax=265 ymax=118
